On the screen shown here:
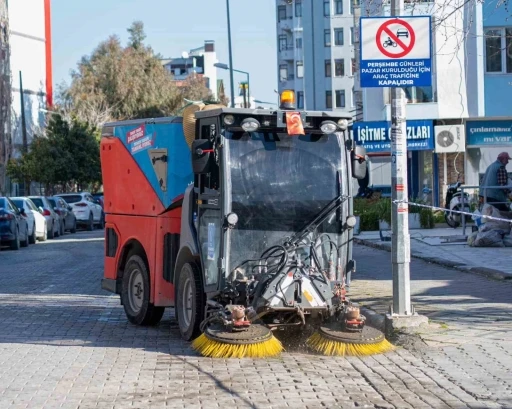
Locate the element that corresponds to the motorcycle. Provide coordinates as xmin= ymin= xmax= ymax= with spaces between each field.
xmin=444 ymin=181 xmax=471 ymax=228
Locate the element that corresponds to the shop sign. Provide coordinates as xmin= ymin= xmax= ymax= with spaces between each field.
xmin=466 ymin=120 xmax=512 ymax=146
xmin=351 ymin=120 xmax=434 ymax=153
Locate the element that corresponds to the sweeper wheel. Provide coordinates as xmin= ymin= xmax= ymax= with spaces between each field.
xmin=204 ymin=323 xmax=273 ymax=345
xmin=306 ymin=322 xmax=394 ymax=357
xmin=318 ymin=323 xmax=385 ymax=345
xmin=192 ymin=323 xmax=284 ymax=358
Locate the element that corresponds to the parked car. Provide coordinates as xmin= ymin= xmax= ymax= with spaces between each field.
xmin=28 ymin=196 xmax=60 ymax=239
xmin=59 ymin=192 xmax=104 ymax=231
xmin=0 ymin=196 xmax=29 ymax=250
xmin=48 ymin=196 xmax=77 ymax=235
xmin=11 ymin=197 xmax=47 ymax=242
xmin=92 ymin=193 xmax=104 ymax=209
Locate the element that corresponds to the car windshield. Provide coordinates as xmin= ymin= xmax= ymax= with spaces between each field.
xmin=61 ymin=195 xmax=83 ymax=204
xmin=30 ymin=198 xmax=44 ymax=208
xmin=0 ymin=198 xmax=5 ymax=209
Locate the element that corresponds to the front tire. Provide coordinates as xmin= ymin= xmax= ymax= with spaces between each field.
xmin=445 ymin=210 xmax=460 ymax=228
xmin=176 ymin=263 xmax=204 ymax=341
xmin=121 ymin=254 xmax=165 ymax=326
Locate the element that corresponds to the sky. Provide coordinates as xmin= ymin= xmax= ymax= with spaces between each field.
xmin=51 ymin=0 xmax=278 ymax=105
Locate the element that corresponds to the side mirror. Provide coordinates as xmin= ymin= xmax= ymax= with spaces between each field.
xmin=68 ymin=206 xmax=72 ymax=211
xmin=351 ymin=145 xmax=367 ymax=180
xmin=20 ymin=208 xmax=26 ymax=215
xmin=54 ymin=207 xmax=58 ymax=212
xmin=191 ymin=139 xmax=213 ymax=174
xmin=38 ymin=206 xmax=44 ymax=214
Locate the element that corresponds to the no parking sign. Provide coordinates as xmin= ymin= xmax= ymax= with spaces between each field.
xmin=359 ymin=16 xmax=432 ymax=88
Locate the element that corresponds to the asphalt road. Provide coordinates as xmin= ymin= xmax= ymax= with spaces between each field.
xmin=0 ymin=230 xmax=510 ymax=408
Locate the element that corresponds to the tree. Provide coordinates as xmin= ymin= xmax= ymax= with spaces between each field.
xmin=7 ymin=114 xmax=101 ymax=193
xmin=61 ymin=21 xmax=214 ymax=128
xmin=128 ymin=21 xmax=146 ymax=50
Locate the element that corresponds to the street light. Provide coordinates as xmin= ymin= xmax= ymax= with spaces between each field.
xmin=214 ymin=62 xmax=250 ymax=108
xmin=225 ymin=0 xmax=235 ymax=108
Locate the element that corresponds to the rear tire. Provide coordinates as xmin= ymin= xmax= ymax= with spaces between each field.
xmin=20 ymin=225 xmax=29 ymax=247
xmin=121 ymin=254 xmax=165 ymax=326
xmin=10 ymin=228 xmax=20 ymax=250
xmin=176 ymin=262 xmax=204 ymax=341
xmin=47 ymin=222 xmax=54 ymax=239
xmin=87 ymin=213 xmax=94 ymax=231
xmin=29 ymin=223 xmax=36 ymax=244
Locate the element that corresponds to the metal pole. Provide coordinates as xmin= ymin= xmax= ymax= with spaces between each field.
xmin=226 ymin=0 xmax=235 ymax=108
xmin=19 ymin=71 xmax=28 ymax=154
xmin=246 ymin=72 xmax=250 ymax=108
xmin=390 ymin=0 xmax=411 ymax=316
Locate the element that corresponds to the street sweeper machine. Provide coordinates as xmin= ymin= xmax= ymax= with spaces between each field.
xmin=100 ymin=91 xmax=394 ymax=358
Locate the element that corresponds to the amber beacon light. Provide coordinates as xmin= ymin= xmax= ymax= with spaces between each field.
xmin=279 ymin=90 xmax=296 ymax=110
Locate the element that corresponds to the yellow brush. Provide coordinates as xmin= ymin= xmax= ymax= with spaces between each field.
xmin=191 ymin=323 xmax=284 ymax=359
xmin=306 ymin=331 xmax=394 ymax=357
xmin=306 ymin=320 xmax=395 ymax=357
xmin=192 ymin=333 xmax=283 ymax=359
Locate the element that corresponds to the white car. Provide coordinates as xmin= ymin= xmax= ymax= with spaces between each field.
xmin=11 ymin=197 xmax=48 ymax=242
xmin=59 ymin=192 xmax=104 ymax=231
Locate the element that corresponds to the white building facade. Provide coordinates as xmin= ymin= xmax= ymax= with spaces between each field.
xmin=275 ymin=0 xmax=356 ymax=116
xmin=9 ymin=0 xmax=52 ymax=156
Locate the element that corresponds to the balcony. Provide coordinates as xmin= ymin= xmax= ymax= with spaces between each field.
xmin=279 ymin=45 xmax=295 ymax=61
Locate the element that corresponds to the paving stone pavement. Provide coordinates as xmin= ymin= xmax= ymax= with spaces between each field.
xmin=0 ymin=231 xmax=511 ymax=408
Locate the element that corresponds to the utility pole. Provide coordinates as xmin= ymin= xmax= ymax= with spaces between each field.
xmin=390 ymin=0 xmax=411 ymax=316
xmin=225 ymin=0 xmax=235 ymax=108
xmin=0 ymin=0 xmax=12 ymax=195
xmin=19 ymin=71 xmax=28 ymax=153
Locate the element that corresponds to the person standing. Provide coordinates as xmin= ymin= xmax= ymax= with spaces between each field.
xmin=481 ymin=152 xmax=511 ymax=211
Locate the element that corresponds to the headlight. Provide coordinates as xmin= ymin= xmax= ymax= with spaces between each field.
xmin=346 ymin=215 xmax=357 ymax=228
xmin=224 ymin=115 xmax=235 ymax=125
xmin=337 ymin=119 xmax=348 ymax=130
xmin=320 ymin=121 xmax=338 ymax=134
xmin=241 ymin=118 xmax=260 ymax=132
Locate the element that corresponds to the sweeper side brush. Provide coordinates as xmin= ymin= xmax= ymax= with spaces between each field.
xmin=192 ymin=323 xmax=283 ymax=359
xmin=306 ymin=323 xmax=395 ymax=357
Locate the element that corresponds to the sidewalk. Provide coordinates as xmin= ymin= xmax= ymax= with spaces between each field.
xmin=354 ymin=226 xmax=512 ymax=279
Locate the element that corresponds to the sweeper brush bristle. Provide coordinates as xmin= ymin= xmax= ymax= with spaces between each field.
xmin=192 ymin=333 xmax=284 ymax=358
xmin=306 ymin=331 xmax=395 ymax=357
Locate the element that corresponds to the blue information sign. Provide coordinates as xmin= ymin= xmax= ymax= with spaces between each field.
xmin=466 ymin=120 xmax=512 ymax=146
xmin=352 ymin=120 xmax=434 ymax=153
xmin=360 ymin=16 xmax=432 ymax=88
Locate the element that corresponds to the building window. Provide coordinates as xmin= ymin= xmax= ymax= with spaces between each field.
xmin=351 ymin=58 xmax=356 ymax=75
xmin=295 ymin=0 xmax=302 ymax=17
xmin=296 ymin=38 xmax=302 ymax=49
xmin=296 ymin=61 xmax=304 ymax=78
xmin=297 ymin=91 xmax=304 ymax=109
xmin=334 ymin=28 xmax=344 ymax=46
xmin=485 ymin=28 xmax=512 ymax=73
xmin=403 ymin=87 xmax=434 ymax=103
xmin=350 ymin=28 xmax=354 ymax=44
xmin=278 ymin=6 xmax=287 ymax=21
xmin=324 ymin=29 xmax=331 ymax=47
xmin=324 ymin=0 xmax=330 ymax=16
xmin=335 ymin=0 xmax=343 ymax=14
xmin=279 ymin=65 xmax=288 ymax=82
xmin=279 ymin=35 xmax=288 ymax=51
xmin=325 ymin=60 xmax=332 ymax=77
xmin=326 ymin=91 xmax=333 ymax=109
xmin=335 ymin=59 xmax=344 ymax=76
xmin=336 ymin=90 xmax=346 ymax=108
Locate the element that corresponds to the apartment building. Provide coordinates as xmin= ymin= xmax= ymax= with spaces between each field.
xmin=275 ymin=0 xmax=357 ymax=117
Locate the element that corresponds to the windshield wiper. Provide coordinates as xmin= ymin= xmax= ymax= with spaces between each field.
xmin=283 ymin=193 xmax=350 ymax=249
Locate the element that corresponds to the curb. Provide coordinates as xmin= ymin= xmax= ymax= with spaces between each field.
xmin=354 ymin=237 xmax=511 ymax=281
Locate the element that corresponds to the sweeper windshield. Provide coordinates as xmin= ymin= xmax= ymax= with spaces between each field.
xmin=224 ymin=130 xmax=351 ymax=278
